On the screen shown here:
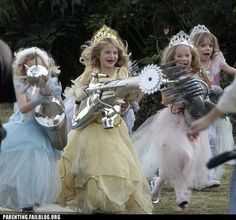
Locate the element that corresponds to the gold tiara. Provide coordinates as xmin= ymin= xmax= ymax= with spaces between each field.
xmin=92 ymin=24 xmax=119 ymax=44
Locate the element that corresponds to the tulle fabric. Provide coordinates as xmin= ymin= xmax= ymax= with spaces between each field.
xmin=0 ymin=118 xmax=61 ymax=210
xmin=57 ymin=116 xmax=153 ymax=214
xmin=0 ymin=80 xmax=61 ymax=210
xmin=207 ymin=117 xmax=235 ymax=181
xmin=207 ymin=124 xmax=224 ymax=180
xmin=207 ymin=53 xmax=225 ymax=86
xmin=215 ymin=117 xmax=235 ymax=165
xmin=121 ymin=108 xmax=136 ymax=135
xmin=132 ymin=107 xmax=212 ymax=193
xmin=205 ymin=52 xmax=235 ymax=180
xmin=63 ymin=96 xmax=74 ymax=133
xmin=131 ymin=114 xmax=160 ymax=179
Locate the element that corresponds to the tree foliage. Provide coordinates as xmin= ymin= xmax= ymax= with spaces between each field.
xmin=0 ymin=0 xmax=235 ymax=126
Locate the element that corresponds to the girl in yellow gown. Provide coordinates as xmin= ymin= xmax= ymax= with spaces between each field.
xmin=57 ymin=25 xmax=153 ymax=214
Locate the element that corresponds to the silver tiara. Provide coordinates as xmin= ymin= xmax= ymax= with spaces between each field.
xmin=169 ymin=31 xmax=193 ymax=48
xmin=189 ymin=24 xmax=210 ymax=39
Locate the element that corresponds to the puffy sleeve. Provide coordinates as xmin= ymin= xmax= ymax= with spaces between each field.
xmin=211 ymin=52 xmax=226 ymax=77
xmin=216 ymin=52 xmax=226 ymax=65
xmin=217 ymin=77 xmax=236 ymax=113
xmin=64 ymin=68 xmax=93 ymax=101
xmin=13 ymin=78 xmax=28 ymax=93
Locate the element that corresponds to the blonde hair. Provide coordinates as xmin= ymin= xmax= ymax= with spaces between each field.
xmin=161 ymin=44 xmax=201 ymax=73
xmin=80 ymin=37 xmax=129 ymax=70
xmin=191 ymin=32 xmax=220 ymax=59
xmin=48 ymin=57 xmax=61 ymax=76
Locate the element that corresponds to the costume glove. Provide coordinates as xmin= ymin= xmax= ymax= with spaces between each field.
xmin=32 ymin=93 xmax=53 ymax=106
xmin=74 ymin=86 xmax=89 ymax=102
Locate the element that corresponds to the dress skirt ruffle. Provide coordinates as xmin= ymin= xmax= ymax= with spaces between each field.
xmin=0 ymin=118 xmax=61 ymax=210
xmin=57 ymin=117 xmax=153 ymax=214
xmin=132 ymin=107 xmax=212 ymax=197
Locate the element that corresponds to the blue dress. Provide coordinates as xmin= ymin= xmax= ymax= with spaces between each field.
xmin=0 ymin=80 xmax=61 ymax=210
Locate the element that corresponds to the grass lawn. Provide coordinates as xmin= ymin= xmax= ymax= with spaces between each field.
xmin=153 ymin=165 xmax=233 ymax=214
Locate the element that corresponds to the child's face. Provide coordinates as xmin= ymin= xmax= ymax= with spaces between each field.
xmin=197 ymin=37 xmax=213 ymax=62
xmin=174 ymin=45 xmax=192 ymax=70
xmin=99 ymin=43 xmax=118 ymax=69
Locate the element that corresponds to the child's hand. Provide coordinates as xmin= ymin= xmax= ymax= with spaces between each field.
xmin=187 ymin=116 xmax=210 ymax=141
xmin=39 ymin=81 xmax=52 ymax=96
xmin=32 ymin=93 xmax=53 ymax=105
xmin=74 ymin=86 xmax=89 ymax=101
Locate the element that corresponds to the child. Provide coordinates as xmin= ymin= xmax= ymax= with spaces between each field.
xmin=132 ymin=31 xmax=212 ymax=210
xmin=190 ymin=24 xmax=236 ymax=86
xmin=57 ymin=25 xmax=153 ymax=214
xmin=0 ymin=47 xmax=62 ymax=212
xmin=64 ymin=56 xmax=141 ymax=135
xmin=190 ymin=24 xmax=236 ymax=186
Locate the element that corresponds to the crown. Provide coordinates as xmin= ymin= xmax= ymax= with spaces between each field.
xmin=92 ymin=24 xmax=119 ymax=44
xmin=169 ymin=31 xmax=193 ymax=48
xmin=189 ymin=24 xmax=210 ymax=39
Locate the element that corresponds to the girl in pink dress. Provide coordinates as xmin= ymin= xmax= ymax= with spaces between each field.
xmin=132 ymin=31 xmax=212 ymax=211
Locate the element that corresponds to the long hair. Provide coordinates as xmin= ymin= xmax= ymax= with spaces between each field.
xmin=161 ymin=44 xmax=201 ymax=73
xmin=80 ymin=38 xmax=129 ymax=70
xmin=191 ymin=32 xmax=221 ymax=59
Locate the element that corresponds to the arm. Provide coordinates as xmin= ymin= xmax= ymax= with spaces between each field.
xmin=15 ymin=88 xmax=38 ymax=113
xmin=221 ymin=63 xmax=236 ymax=76
xmin=68 ymin=69 xmax=92 ymax=102
xmin=161 ymin=92 xmax=171 ymax=106
xmin=187 ymin=107 xmax=224 ymax=138
xmin=15 ymin=77 xmax=55 ymax=114
xmin=187 ymin=77 xmax=236 ymax=140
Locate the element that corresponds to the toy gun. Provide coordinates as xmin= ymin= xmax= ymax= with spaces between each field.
xmin=22 ymin=62 xmax=67 ymax=150
xmin=72 ymin=64 xmax=207 ymax=130
xmin=72 ymin=65 xmax=168 ymax=130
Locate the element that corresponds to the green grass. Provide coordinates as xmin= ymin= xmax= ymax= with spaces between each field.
xmin=153 ymin=165 xmax=233 ymax=214
xmin=0 ymin=105 xmax=234 ymax=214
xmin=0 ymin=104 xmax=13 ymax=123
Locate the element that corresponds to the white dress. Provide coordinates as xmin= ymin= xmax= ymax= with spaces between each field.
xmin=206 ymin=53 xmax=235 ymax=171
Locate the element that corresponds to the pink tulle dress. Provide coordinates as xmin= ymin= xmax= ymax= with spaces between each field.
xmin=132 ymin=74 xmax=212 ymax=204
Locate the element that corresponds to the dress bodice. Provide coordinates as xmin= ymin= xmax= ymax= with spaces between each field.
xmin=13 ymin=79 xmax=40 ymax=120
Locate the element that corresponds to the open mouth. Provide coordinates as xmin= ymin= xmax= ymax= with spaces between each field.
xmin=106 ymin=59 xmax=115 ymax=64
xmin=203 ymin=52 xmax=210 ymax=56
xmin=179 ymin=63 xmax=188 ymax=67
